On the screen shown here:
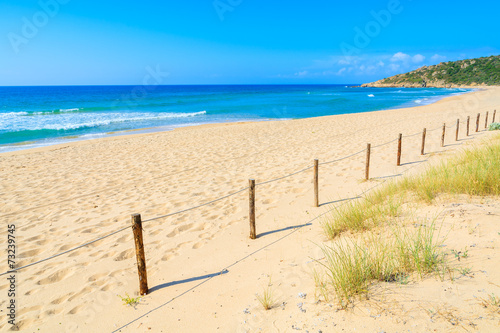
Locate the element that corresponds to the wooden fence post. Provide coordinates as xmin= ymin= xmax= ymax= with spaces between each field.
xmin=313 ymin=159 xmax=319 ymax=207
xmin=493 ymin=110 xmax=496 ymax=123
xmin=455 ymin=119 xmax=459 ymax=141
xmin=467 ymin=116 xmax=470 ymax=136
xmin=441 ymin=123 xmax=446 ymax=147
xmin=131 ymin=214 xmax=148 ymax=296
xmin=476 ymin=113 xmax=480 ymax=132
xmin=249 ymin=179 xmax=256 ymax=239
xmin=397 ymin=133 xmax=402 ymax=166
xmin=421 ymin=128 xmax=426 ymax=155
xmin=365 ymin=144 xmax=371 ymax=181
xmin=485 ymin=111 xmax=489 ymax=129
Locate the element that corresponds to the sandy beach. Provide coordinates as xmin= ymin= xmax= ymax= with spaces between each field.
xmin=1 ymin=87 xmax=499 ymax=332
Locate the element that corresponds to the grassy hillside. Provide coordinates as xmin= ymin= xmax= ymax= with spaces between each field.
xmin=362 ymin=55 xmax=500 ymax=88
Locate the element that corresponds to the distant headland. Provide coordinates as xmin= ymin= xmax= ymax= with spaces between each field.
xmin=362 ymin=55 xmax=500 ymax=88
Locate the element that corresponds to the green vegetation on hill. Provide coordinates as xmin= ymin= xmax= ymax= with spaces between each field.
xmin=363 ymin=55 xmax=500 ymax=88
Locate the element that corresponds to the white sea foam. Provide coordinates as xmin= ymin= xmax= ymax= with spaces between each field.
xmin=368 ymin=94 xmax=375 ymax=97
xmin=0 ymin=110 xmax=207 ymax=131
xmin=0 ymin=111 xmax=28 ymax=118
xmin=59 ymin=108 xmax=80 ymax=112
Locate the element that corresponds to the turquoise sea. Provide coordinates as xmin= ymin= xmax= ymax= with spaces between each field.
xmin=0 ymin=85 xmax=471 ymax=152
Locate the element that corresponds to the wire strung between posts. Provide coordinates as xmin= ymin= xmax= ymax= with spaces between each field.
xmin=0 ymin=225 xmax=131 ymax=277
xmin=319 ymin=148 xmax=367 ymax=166
xmin=256 ymin=165 xmax=314 ymax=186
xmin=404 ymin=131 xmax=424 ymax=138
xmin=142 ymin=186 xmax=249 ymax=223
xmin=0 ymin=187 xmax=250 ymax=277
xmin=428 ymin=124 xmax=446 ymax=132
xmin=371 ymin=138 xmax=399 ymax=149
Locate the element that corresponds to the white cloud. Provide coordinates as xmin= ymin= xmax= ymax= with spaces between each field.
xmin=337 ymin=68 xmax=347 ymax=75
xmin=389 ymin=63 xmax=400 ymax=71
xmin=279 ymin=51 xmax=454 ymax=80
xmin=412 ymin=54 xmax=425 ymax=63
xmin=431 ymin=54 xmax=447 ymax=62
xmin=391 ymin=52 xmax=411 ymax=62
xmin=294 ymin=71 xmax=309 ymax=77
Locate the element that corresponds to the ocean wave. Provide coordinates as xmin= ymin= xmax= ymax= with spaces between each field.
xmin=368 ymin=94 xmax=375 ymax=97
xmin=0 ymin=111 xmax=28 ymax=118
xmin=33 ymin=108 xmax=84 ymax=115
xmin=1 ymin=111 xmax=207 ymax=131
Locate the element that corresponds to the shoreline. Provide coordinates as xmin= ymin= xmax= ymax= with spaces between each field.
xmin=0 ymin=87 xmax=476 ymax=156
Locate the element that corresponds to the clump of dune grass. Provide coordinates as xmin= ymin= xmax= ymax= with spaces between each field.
xmin=317 ymin=221 xmax=445 ymax=308
xmin=488 ymin=122 xmax=500 ymax=131
xmin=322 ymin=135 xmax=500 ymax=240
xmin=398 ymin=137 xmax=500 ymax=201
xmin=321 ymin=190 xmax=403 ymax=240
xmin=256 ymin=277 xmax=276 ymax=310
xmin=480 ymin=293 xmax=500 ymax=314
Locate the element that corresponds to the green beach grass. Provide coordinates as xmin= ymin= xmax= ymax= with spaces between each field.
xmin=322 ymin=134 xmax=500 ymax=240
xmin=317 ymin=134 xmax=500 ymax=307
xmin=318 ymin=220 xmax=444 ymax=307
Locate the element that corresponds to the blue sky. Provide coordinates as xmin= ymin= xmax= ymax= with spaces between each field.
xmin=1 ymin=0 xmax=499 ymax=85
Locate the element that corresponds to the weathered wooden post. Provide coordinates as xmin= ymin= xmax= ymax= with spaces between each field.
xmin=249 ymin=179 xmax=256 ymax=239
xmin=131 ymin=214 xmax=148 ymax=296
xmin=397 ymin=133 xmax=402 ymax=166
xmin=421 ymin=128 xmax=426 ymax=155
xmin=313 ymin=159 xmax=319 ymax=207
xmin=455 ymin=119 xmax=459 ymax=141
xmin=441 ymin=123 xmax=446 ymax=147
xmin=485 ymin=111 xmax=489 ymax=129
xmin=365 ymin=144 xmax=371 ymax=181
xmin=476 ymin=113 xmax=480 ymax=132
xmin=467 ymin=116 xmax=470 ymax=136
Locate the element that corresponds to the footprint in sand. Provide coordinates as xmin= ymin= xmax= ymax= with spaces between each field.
xmin=68 ymin=249 xmax=84 ymax=257
xmin=51 ymin=295 xmax=70 ymax=305
xmin=37 ymin=268 xmax=75 ymax=285
xmin=13 ymin=318 xmax=35 ymax=331
xmin=25 ymin=235 xmax=43 ymax=242
xmin=39 ymin=308 xmax=63 ymax=319
xmin=33 ymin=238 xmax=50 ymax=246
xmin=17 ymin=305 xmax=42 ymax=316
xmin=68 ymin=304 xmax=85 ymax=315
xmin=113 ymin=249 xmax=135 ymax=261
xmin=67 ymin=286 xmax=93 ymax=302
xmin=149 ymin=229 xmax=162 ymax=236
xmin=192 ymin=242 xmax=204 ymax=249
xmin=161 ymin=253 xmax=178 ymax=261
xmin=101 ymin=284 xmax=112 ymax=291
xmin=262 ymin=199 xmax=275 ymax=205
xmin=88 ymin=273 xmax=107 ymax=282
xmin=166 ymin=223 xmax=193 ymax=237
xmin=99 ymin=250 xmax=117 ymax=259
xmin=116 ymin=234 xmax=132 ymax=243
